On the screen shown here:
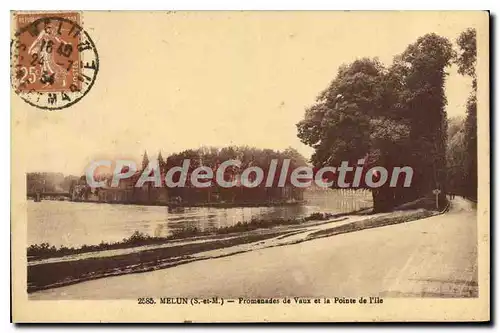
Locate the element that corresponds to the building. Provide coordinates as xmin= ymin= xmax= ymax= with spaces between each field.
xmin=96 ymin=171 xmax=169 ymax=205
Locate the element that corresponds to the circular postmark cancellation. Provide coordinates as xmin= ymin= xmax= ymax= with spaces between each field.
xmin=10 ymin=12 xmax=99 ymax=110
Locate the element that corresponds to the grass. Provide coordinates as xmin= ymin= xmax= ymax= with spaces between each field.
xmin=27 ymin=212 xmax=342 ymax=261
xmin=28 ymin=231 xmax=286 ymax=293
xmin=213 ymin=212 xmax=338 ymax=235
xmin=394 ymin=194 xmax=449 ymax=211
xmin=27 ymin=204 xmax=441 ymax=293
xmin=27 ymin=231 xmax=173 ymax=261
xmin=307 ymin=209 xmax=436 ymax=240
xmin=26 ymin=198 xmax=437 ymax=261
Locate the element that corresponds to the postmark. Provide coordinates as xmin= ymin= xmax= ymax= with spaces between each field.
xmin=11 ymin=12 xmax=99 ymax=110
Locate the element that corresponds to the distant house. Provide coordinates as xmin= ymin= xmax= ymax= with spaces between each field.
xmin=96 ymin=172 xmax=168 ymax=205
xmin=97 ymin=187 xmax=132 ymax=203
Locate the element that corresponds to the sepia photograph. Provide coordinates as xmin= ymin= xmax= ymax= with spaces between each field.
xmin=10 ymin=10 xmax=490 ymax=322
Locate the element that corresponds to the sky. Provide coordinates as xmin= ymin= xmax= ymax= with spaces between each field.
xmin=18 ymin=11 xmax=483 ymax=175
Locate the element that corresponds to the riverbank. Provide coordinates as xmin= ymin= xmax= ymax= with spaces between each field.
xmin=61 ymin=198 xmax=308 ymax=209
xmin=30 ymin=198 xmax=477 ymax=302
xmin=27 ymin=211 xmax=344 ymax=261
xmin=28 ymin=206 xmax=438 ymax=293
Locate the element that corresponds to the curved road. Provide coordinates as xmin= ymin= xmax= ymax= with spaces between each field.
xmin=32 ymin=197 xmax=478 ymax=299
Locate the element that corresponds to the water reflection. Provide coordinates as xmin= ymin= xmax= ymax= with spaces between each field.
xmin=28 ymin=189 xmax=372 ymax=248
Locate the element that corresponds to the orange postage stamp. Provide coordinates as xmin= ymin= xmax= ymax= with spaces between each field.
xmin=11 ymin=12 xmax=98 ymax=110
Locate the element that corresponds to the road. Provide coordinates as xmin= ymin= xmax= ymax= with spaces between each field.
xmin=31 ymin=197 xmax=477 ymax=299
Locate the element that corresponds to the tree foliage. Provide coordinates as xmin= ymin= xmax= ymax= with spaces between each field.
xmin=456 ymin=28 xmax=477 ymax=84
xmin=297 ymin=33 xmax=455 ymax=212
xmin=399 ymin=34 xmax=455 ymax=195
xmin=446 ymin=117 xmax=467 ymax=194
xmin=165 ymin=146 xmax=308 ymax=204
xmin=455 ymin=28 xmax=477 ymax=199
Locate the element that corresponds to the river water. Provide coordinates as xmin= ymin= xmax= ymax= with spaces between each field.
xmin=27 ymin=189 xmax=372 ymax=248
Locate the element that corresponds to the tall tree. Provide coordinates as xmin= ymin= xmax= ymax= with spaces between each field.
xmin=398 ymin=33 xmax=455 ymax=197
xmin=141 ymin=150 xmax=149 ymax=170
xmin=297 ymin=58 xmax=411 ymax=212
xmin=456 ymin=28 xmax=477 ymax=199
xmin=446 ymin=117 xmax=467 ymax=195
xmin=157 ymin=151 xmax=166 ymax=174
xmin=297 ymin=33 xmax=454 ymax=212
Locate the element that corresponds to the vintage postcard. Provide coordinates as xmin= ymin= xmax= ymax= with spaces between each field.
xmin=11 ymin=11 xmax=490 ymax=322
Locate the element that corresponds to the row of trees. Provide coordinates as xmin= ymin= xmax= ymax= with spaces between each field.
xmin=445 ymin=29 xmax=478 ymax=200
xmin=120 ymin=146 xmax=308 ymax=205
xmin=456 ymin=28 xmax=478 ymax=200
xmin=27 ymin=172 xmax=79 ymax=193
xmin=297 ymin=29 xmax=477 ymax=212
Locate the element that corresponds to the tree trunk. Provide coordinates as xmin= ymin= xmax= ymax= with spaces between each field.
xmin=372 ymin=187 xmax=395 ymax=213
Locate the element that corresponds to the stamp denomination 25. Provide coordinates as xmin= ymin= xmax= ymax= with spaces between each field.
xmin=11 ymin=12 xmax=99 ymax=110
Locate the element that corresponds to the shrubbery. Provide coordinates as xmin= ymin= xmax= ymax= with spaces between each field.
xmin=27 ymin=211 xmax=341 ymax=260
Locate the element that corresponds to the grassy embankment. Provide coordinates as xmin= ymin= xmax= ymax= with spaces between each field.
xmin=301 ymin=194 xmax=450 ymax=240
xmin=27 ymin=211 xmax=345 ymax=261
xmin=28 ymin=194 xmax=445 ymax=261
xmin=307 ymin=209 xmax=436 ymax=240
xmin=27 ymin=196 xmax=445 ymax=293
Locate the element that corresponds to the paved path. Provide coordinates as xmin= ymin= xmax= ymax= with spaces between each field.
xmin=31 ymin=198 xmax=477 ymax=299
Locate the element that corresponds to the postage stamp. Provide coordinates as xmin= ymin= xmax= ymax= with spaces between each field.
xmin=11 ymin=12 xmax=99 ymax=110
xmin=10 ymin=11 xmax=490 ymax=323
